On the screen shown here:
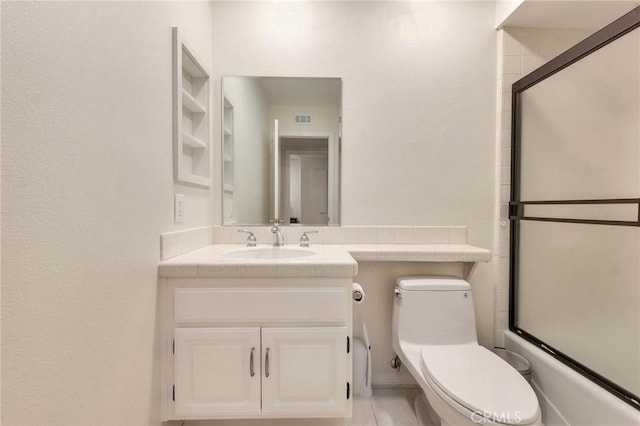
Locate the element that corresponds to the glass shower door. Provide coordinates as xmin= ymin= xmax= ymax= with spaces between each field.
xmin=510 ymin=8 xmax=640 ymax=408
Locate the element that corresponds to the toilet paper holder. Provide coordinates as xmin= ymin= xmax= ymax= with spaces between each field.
xmin=352 ymin=282 xmax=366 ymax=303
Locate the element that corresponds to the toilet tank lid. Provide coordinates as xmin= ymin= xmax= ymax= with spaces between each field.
xmin=396 ymin=276 xmax=470 ymax=291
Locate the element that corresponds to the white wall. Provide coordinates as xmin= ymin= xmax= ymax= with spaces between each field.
xmin=496 ymin=0 xmax=525 ymax=28
xmin=497 ymin=1 xmax=640 ymax=30
xmin=212 ymin=1 xmax=497 ymax=354
xmin=1 ymin=2 xmax=213 ymax=425
xmin=223 ymin=77 xmax=271 ymax=224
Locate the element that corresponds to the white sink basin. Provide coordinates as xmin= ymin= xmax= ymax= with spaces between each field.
xmin=224 ymin=247 xmax=315 ymax=260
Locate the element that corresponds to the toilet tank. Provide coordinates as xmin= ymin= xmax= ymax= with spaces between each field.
xmin=392 ymin=276 xmax=478 ymax=346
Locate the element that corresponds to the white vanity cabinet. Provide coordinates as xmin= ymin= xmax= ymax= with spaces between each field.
xmin=261 ymin=327 xmax=348 ymax=416
xmin=174 ymin=327 xmax=261 ymax=417
xmin=161 ymin=277 xmax=354 ymax=421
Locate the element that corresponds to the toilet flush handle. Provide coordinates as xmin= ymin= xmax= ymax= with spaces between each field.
xmin=394 ymin=287 xmax=401 ymax=298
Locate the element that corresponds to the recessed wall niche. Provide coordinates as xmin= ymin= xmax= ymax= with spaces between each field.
xmin=172 ymin=27 xmax=211 ymax=187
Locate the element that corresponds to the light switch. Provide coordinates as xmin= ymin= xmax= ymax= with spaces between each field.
xmin=174 ymin=193 xmax=184 ymax=223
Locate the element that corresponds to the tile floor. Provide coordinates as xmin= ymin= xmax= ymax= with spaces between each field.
xmin=353 ymin=388 xmax=423 ymax=426
xmin=187 ymin=388 xmax=425 ymax=426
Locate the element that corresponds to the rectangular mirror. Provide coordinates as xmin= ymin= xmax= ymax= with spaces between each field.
xmin=222 ymin=76 xmax=341 ymax=226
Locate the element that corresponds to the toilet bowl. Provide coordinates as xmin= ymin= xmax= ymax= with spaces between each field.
xmin=392 ymin=276 xmax=541 ymax=426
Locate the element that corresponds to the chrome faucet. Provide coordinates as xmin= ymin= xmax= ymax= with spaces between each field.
xmin=238 ymin=230 xmax=257 ymax=247
xmin=271 ymin=223 xmax=285 ymax=247
xmin=299 ymin=231 xmax=318 ymax=247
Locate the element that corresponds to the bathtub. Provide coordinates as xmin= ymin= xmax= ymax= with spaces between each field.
xmin=504 ymin=331 xmax=640 ymax=426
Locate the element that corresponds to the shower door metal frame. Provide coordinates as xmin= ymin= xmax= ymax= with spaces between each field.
xmin=509 ymin=6 xmax=640 ymax=410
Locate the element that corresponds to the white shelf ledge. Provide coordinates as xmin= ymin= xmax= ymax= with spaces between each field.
xmin=182 ymin=89 xmax=206 ymax=113
xmin=223 ymin=184 xmax=235 ymax=193
xmin=182 ymin=133 xmax=206 ymax=149
xmin=338 ymin=244 xmax=491 ymax=263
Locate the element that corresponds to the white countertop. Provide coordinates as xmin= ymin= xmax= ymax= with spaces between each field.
xmin=158 ymin=243 xmax=491 ymax=278
xmin=158 ymin=244 xmax=358 ymax=278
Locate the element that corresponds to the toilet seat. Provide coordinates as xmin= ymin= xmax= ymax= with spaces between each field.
xmin=420 ymin=345 xmax=540 ymax=425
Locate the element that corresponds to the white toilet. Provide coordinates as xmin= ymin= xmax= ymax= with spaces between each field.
xmin=392 ymin=276 xmax=541 ymax=426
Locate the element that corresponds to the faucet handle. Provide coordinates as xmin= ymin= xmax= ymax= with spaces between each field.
xmin=299 ymin=231 xmax=318 ymax=247
xmin=238 ymin=230 xmax=257 ymax=247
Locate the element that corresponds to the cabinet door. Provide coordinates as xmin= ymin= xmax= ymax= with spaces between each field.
xmin=261 ymin=327 xmax=349 ymax=417
xmin=174 ymin=327 xmax=260 ymax=418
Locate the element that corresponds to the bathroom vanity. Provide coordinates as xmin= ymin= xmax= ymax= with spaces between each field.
xmin=158 ymin=245 xmax=358 ymax=421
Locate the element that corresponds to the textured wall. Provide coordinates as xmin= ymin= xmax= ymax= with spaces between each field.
xmin=1 ymin=2 xmax=213 ymax=424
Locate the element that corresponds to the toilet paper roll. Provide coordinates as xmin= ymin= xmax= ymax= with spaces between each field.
xmin=352 ymin=282 xmax=366 ymax=303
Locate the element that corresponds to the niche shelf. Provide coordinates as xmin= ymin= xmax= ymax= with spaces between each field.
xmin=182 ymin=133 xmax=206 ymax=149
xmin=172 ymin=27 xmax=211 ymax=188
xmin=182 ymin=90 xmax=206 ymax=114
xmin=222 ymin=95 xmax=235 ymax=223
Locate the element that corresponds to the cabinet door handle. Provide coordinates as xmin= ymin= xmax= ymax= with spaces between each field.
xmin=250 ymin=347 xmax=256 ymax=377
xmin=265 ymin=348 xmax=270 ymax=378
